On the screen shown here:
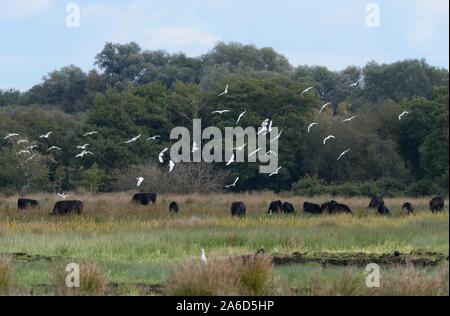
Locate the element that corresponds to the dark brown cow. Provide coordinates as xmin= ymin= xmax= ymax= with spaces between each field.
xmin=51 ymin=200 xmax=83 ymax=215
xmin=429 ymin=196 xmax=445 ymax=213
xmin=18 ymin=198 xmax=39 ymax=210
xmin=131 ymin=193 xmax=157 ymax=206
xmin=231 ymin=202 xmax=246 ymax=217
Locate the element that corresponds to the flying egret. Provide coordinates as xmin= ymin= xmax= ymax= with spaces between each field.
xmin=40 ymin=131 xmax=52 ymax=139
xmin=308 ymin=123 xmax=318 ymax=134
xmin=218 ymin=84 xmax=229 ymax=97
xmin=200 ymin=249 xmax=207 ymax=266
xmin=348 ymin=78 xmax=361 ymax=87
xmin=4 ymin=133 xmax=19 ymax=140
xmin=47 ymin=146 xmax=61 ymax=152
xmin=57 ymin=192 xmax=70 ymax=199
xmin=399 ymin=111 xmax=409 ymax=121
xmin=263 ymin=120 xmax=273 ymax=135
xmin=319 ymin=102 xmax=332 ymax=113
xmin=233 ymin=144 xmax=247 ymax=151
xmin=257 ymin=119 xmax=270 ymax=135
xmin=83 ymin=131 xmax=98 ymax=137
xmin=249 ymin=148 xmax=261 ymax=157
xmin=169 ymin=160 xmax=175 ymax=173
xmin=270 ymin=130 xmax=283 ymax=143
xmin=301 ymin=87 xmax=314 ymax=95
xmin=25 ymin=154 xmax=37 ymax=162
xmin=225 ymin=177 xmax=239 ymax=188
xmin=158 ymin=148 xmax=168 ymax=163
xmin=18 ymin=150 xmax=31 ymax=156
xmin=323 ymin=135 xmax=336 ymax=145
xmin=25 ymin=145 xmax=38 ymax=150
xmin=212 ymin=110 xmax=230 ymax=114
xmin=124 ymin=135 xmax=141 ymax=144
xmin=269 ymin=167 xmax=282 ymax=177
xmin=136 ymin=177 xmax=144 ymax=187
xmin=75 ymin=150 xmax=94 ymax=158
xmin=337 ymin=148 xmax=351 ymax=161
xmin=342 ymin=116 xmax=357 ymax=123
xmin=236 ymin=111 xmax=246 ymax=124
xmin=77 ymin=144 xmax=89 ymax=150
xmin=147 ymin=135 xmax=161 ymax=141
xmin=17 ymin=139 xmax=29 ymax=144
xmin=265 ymin=150 xmax=278 ymax=157
xmin=226 ymin=154 xmax=235 ymax=166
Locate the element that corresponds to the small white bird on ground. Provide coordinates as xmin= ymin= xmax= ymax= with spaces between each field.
xmin=169 ymin=160 xmax=175 ymax=173
xmin=83 ymin=131 xmax=98 ymax=137
xmin=270 ymin=130 xmax=283 ymax=143
xmin=301 ymin=87 xmax=314 ymax=95
xmin=319 ymin=102 xmax=332 ymax=113
xmin=249 ymin=148 xmax=261 ymax=157
xmin=269 ymin=167 xmax=282 ymax=177
xmin=192 ymin=142 xmax=200 ymax=153
xmin=337 ymin=148 xmax=351 ymax=161
xmin=47 ymin=146 xmax=61 ymax=152
xmin=200 ymin=249 xmax=207 ymax=265
xmin=323 ymin=135 xmax=336 ymax=145
xmin=342 ymin=116 xmax=357 ymax=123
xmin=226 ymin=154 xmax=235 ymax=166
xmin=77 ymin=144 xmax=89 ymax=150
xmin=4 ymin=133 xmax=19 ymax=140
xmin=147 ymin=135 xmax=161 ymax=141
xmin=225 ymin=177 xmax=239 ymax=188
xmin=75 ymin=150 xmax=94 ymax=158
xmin=218 ymin=84 xmax=229 ymax=97
xmin=212 ymin=110 xmax=230 ymax=115
xmin=308 ymin=123 xmax=318 ymax=134
xmin=18 ymin=150 xmax=31 ymax=156
xmin=124 ymin=135 xmax=141 ymax=144
xmin=17 ymin=139 xmax=29 ymax=144
xmin=233 ymin=144 xmax=247 ymax=151
xmin=136 ymin=177 xmax=144 ymax=187
xmin=236 ymin=111 xmax=246 ymax=124
xmin=159 ymin=148 xmax=168 ymax=163
xmin=57 ymin=192 xmax=70 ymax=199
xmin=399 ymin=111 xmax=409 ymax=121
xmin=40 ymin=131 xmax=52 ymax=139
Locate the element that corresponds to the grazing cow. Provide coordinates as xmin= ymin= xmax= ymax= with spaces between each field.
xmin=303 ymin=202 xmax=322 ymax=215
xmin=51 ymin=200 xmax=83 ymax=216
xmin=377 ymin=202 xmax=390 ymax=215
xmin=401 ymin=202 xmax=414 ymax=215
xmin=283 ymin=202 xmax=295 ymax=214
xmin=369 ymin=196 xmax=384 ymax=209
xmin=131 ymin=192 xmax=157 ymax=206
xmin=17 ymin=198 xmax=39 ymax=210
xmin=321 ymin=200 xmax=338 ymax=213
xmin=169 ymin=201 xmax=179 ymax=213
xmin=231 ymin=202 xmax=246 ymax=217
xmin=268 ymin=200 xmax=283 ymax=214
xmin=429 ymin=196 xmax=445 ymax=213
xmin=330 ymin=202 xmax=353 ymax=215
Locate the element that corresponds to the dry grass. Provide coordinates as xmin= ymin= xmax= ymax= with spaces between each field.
xmin=0 ymin=256 xmax=15 ymax=295
xmin=163 ymin=254 xmax=292 ymax=296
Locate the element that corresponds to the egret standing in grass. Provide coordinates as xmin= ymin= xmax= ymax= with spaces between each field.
xmin=200 ymin=249 xmax=207 ymax=266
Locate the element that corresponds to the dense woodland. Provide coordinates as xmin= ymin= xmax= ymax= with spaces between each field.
xmin=0 ymin=42 xmax=448 ymax=196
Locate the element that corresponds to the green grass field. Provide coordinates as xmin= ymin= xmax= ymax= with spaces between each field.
xmin=0 ymin=192 xmax=448 ymax=295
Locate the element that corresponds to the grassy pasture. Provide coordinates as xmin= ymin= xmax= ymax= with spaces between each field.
xmin=0 ymin=192 xmax=448 ymax=295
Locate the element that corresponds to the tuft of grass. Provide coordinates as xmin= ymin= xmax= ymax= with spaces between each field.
xmin=163 ymin=254 xmax=291 ymax=296
xmin=0 ymin=256 xmax=15 ymax=295
xmin=54 ymin=262 xmax=109 ymax=296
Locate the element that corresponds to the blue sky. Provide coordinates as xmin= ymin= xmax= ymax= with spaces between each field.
xmin=0 ymin=0 xmax=448 ymax=91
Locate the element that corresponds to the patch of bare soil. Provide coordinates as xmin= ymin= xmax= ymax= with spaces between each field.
xmin=0 ymin=252 xmax=53 ymax=262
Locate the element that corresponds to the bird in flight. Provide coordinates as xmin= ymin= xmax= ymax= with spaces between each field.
xmin=398 ymin=111 xmax=409 ymax=121
xmin=218 ymin=84 xmax=229 ymax=97
xmin=265 ymin=150 xmax=278 ymax=157
xmin=342 ymin=116 xmax=357 ymax=123
xmin=17 ymin=139 xmax=29 ymax=145
xmin=200 ymin=249 xmax=207 ymax=266
xmin=26 ymin=145 xmax=38 ymax=150
xmin=18 ymin=150 xmax=31 ymax=156
xmin=192 ymin=142 xmax=200 ymax=153
xmin=249 ymin=148 xmax=262 ymax=158
xmin=25 ymin=154 xmax=37 ymax=162
xmin=40 ymin=131 xmax=53 ymax=139
xmin=75 ymin=150 xmax=94 ymax=158
xmin=169 ymin=160 xmax=175 ymax=173
xmin=258 ymin=119 xmax=270 ymax=135
xmin=147 ymin=135 xmax=161 ymax=141
xmin=225 ymin=177 xmax=239 ymax=188
xmin=236 ymin=111 xmax=246 ymax=125
xmin=83 ymin=131 xmax=98 ymax=137
xmin=269 ymin=167 xmax=282 ymax=177
xmin=226 ymin=154 xmax=235 ymax=166
xmin=263 ymin=120 xmax=273 ymax=136
xmin=270 ymin=130 xmax=283 ymax=143
xmin=337 ymin=148 xmax=351 ymax=161
xmin=77 ymin=144 xmax=89 ymax=150
xmin=57 ymin=192 xmax=70 ymax=199
xmin=4 ymin=133 xmax=19 ymax=140
xmin=233 ymin=144 xmax=247 ymax=151
xmin=301 ymin=87 xmax=314 ymax=96
xmin=47 ymin=146 xmax=61 ymax=152
xmin=348 ymin=78 xmax=361 ymax=87
xmin=319 ymin=102 xmax=332 ymax=113
xmin=323 ymin=135 xmax=336 ymax=145
xmin=308 ymin=123 xmax=318 ymax=134
xmin=136 ymin=177 xmax=144 ymax=187
xmin=124 ymin=135 xmax=141 ymax=144
xmin=212 ymin=110 xmax=230 ymax=115
xmin=159 ymin=148 xmax=168 ymax=163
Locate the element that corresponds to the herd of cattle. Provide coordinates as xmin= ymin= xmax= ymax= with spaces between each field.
xmin=12 ymin=193 xmax=447 ymax=217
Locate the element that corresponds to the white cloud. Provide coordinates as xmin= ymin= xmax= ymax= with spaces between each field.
xmin=0 ymin=0 xmax=54 ymax=20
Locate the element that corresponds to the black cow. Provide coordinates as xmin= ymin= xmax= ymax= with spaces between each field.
xmin=377 ymin=202 xmax=390 ymax=215
xmin=51 ymin=200 xmax=83 ymax=216
xmin=369 ymin=196 xmax=384 ymax=209
xmin=169 ymin=201 xmax=179 ymax=213
xmin=321 ymin=200 xmax=338 ymax=213
xmin=401 ymin=202 xmax=414 ymax=215
xmin=330 ymin=203 xmax=353 ymax=215
xmin=303 ymin=202 xmax=322 ymax=214
xmin=283 ymin=202 xmax=295 ymax=214
xmin=429 ymin=196 xmax=445 ymax=213
xmin=18 ymin=198 xmax=39 ymax=210
xmin=231 ymin=202 xmax=246 ymax=217
xmin=131 ymin=193 xmax=157 ymax=206
xmin=268 ymin=200 xmax=283 ymax=214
